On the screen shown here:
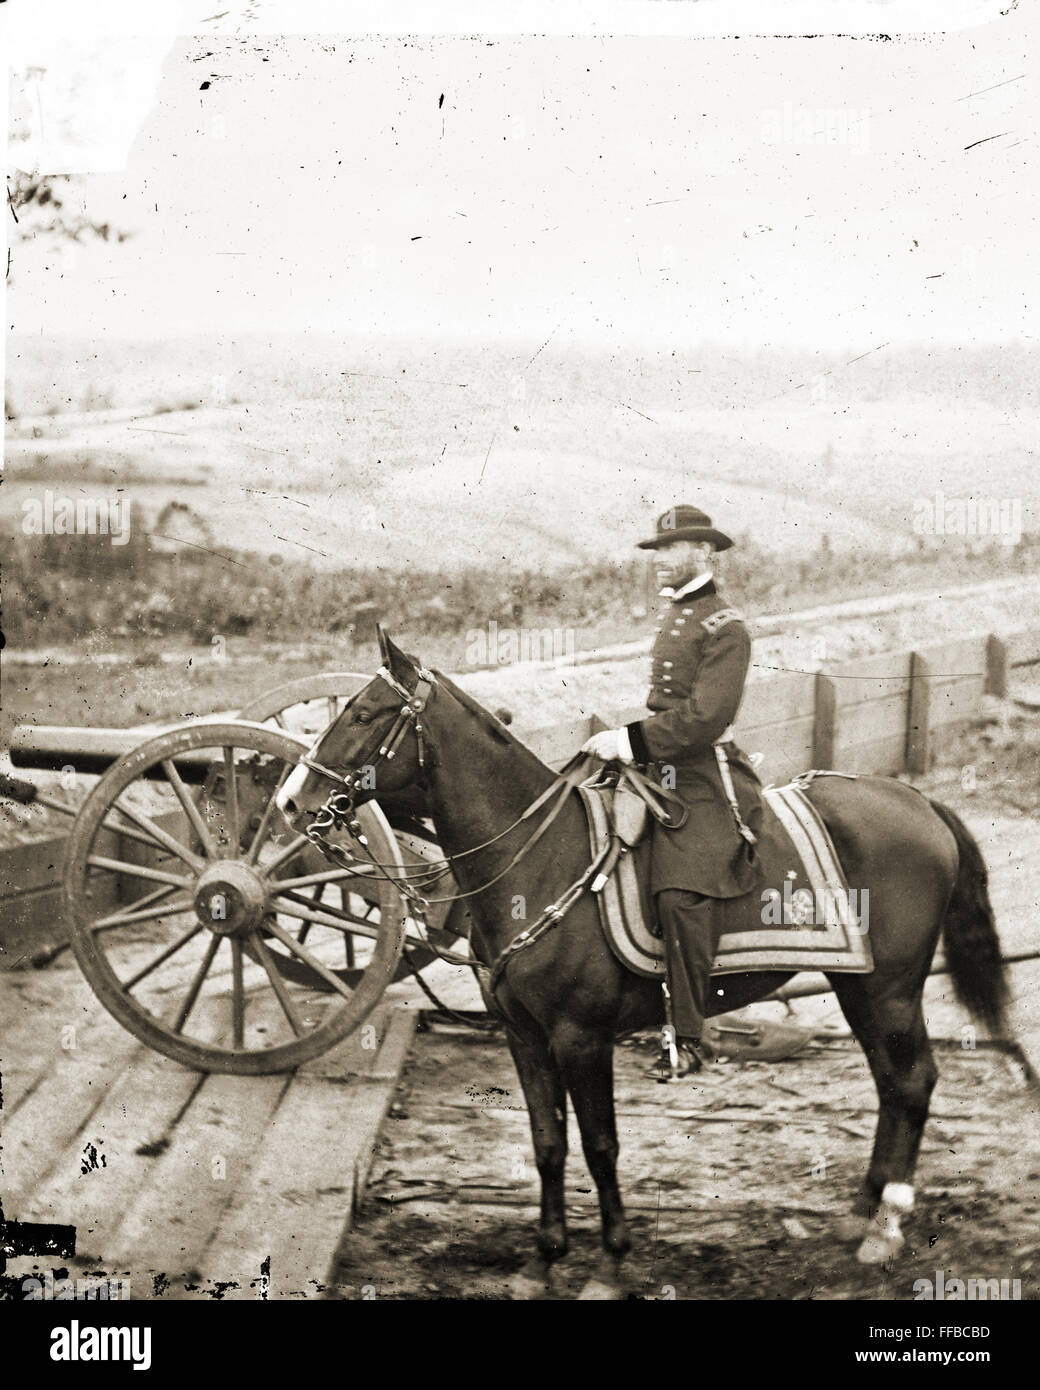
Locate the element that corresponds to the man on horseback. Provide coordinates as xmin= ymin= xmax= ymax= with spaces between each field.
xmin=582 ymin=505 xmax=764 ymax=1076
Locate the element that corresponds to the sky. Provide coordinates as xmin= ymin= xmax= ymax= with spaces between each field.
xmin=5 ymin=1 xmax=1038 ymax=352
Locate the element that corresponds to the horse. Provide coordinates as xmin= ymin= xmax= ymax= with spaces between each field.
xmin=277 ymin=629 xmax=1009 ymax=1298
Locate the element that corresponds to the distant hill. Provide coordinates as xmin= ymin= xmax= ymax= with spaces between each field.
xmin=4 ymin=334 xmax=1036 ymax=571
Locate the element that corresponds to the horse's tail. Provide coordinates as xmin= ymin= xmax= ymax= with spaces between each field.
xmin=929 ymin=798 xmax=1009 ymax=1037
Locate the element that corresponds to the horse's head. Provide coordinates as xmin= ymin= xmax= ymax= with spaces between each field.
xmin=276 ymin=626 xmax=436 ymax=826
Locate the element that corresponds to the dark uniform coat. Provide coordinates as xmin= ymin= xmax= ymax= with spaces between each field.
xmin=626 ymin=579 xmax=764 ymax=898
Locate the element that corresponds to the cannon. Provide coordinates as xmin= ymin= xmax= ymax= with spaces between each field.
xmin=4 ymin=675 xmax=469 ymax=1076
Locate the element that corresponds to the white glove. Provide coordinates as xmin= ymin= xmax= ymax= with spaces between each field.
xmin=581 ymin=728 xmax=633 ymax=763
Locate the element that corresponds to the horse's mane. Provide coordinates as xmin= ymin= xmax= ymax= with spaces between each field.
xmin=431 ymin=669 xmax=543 ymax=760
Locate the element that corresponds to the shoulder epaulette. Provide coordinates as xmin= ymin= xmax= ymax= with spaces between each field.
xmin=701 ymin=607 xmax=743 ymax=635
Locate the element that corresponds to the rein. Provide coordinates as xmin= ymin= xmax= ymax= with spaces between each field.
xmin=301 ymin=667 xmax=593 ymax=896
xmin=293 ymin=670 xmax=685 ymax=994
xmin=296 ymin=668 xmax=604 ymax=981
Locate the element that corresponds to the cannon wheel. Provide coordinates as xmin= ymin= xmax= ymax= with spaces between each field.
xmin=64 ymin=721 xmax=408 ymax=1074
xmin=238 ymin=673 xmax=468 ymax=984
xmin=237 ymin=672 xmax=368 ymax=740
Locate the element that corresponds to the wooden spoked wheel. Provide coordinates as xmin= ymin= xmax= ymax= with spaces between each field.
xmin=63 ymin=722 xmax=407 ymax=1074
xmin=236 ymin=672 xmax=368 ymax=740
xmin=238 ymin=674 xmax=469 ymax=978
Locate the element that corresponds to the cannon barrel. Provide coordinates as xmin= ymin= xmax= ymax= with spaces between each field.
xmin=10 ymin=724 xmax=240 ymax=783
xmin=7 ymin=722 xmax=431 ymax=822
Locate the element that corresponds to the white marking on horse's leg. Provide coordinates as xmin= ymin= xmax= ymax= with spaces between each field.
xmin=857 ymin=1182 xmax=914 ymax=1264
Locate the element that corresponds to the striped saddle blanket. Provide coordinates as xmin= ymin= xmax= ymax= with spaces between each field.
xmin=577 ymin=777 xmax=873 ymax=979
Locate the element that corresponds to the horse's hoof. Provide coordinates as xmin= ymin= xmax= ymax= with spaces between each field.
xmin=506 ymin=1261 xmax=550 ymax=1299
xmin=856 ymin=1230 xmax=905 ymax=1265
xmin=857 ymin=1182 xmax=913 ymax=1264
xmin=576 ymin=1277 xmax=624 ymax=1300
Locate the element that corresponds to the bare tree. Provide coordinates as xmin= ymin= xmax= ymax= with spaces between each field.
xmin=7 ymin=65 xmax=131 ymax=280
xmin=7 ymin=170 xmax=128 ymax=265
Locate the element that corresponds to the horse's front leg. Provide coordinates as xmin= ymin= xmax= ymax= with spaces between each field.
xmin=504 ymin=1023 xmax=569 ymax=1292
xmin=551 ymin=1018 xmax=631 ymax=1298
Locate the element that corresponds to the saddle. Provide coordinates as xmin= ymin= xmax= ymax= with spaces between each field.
xmin=578 ymin=773 xmax=873 ymax=979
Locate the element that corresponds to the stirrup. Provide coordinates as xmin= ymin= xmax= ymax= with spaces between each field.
xmin=645 ymin=1026 xmax=702 ymax=1083
xmin=646 ymin=1045 xmax=696 ymax=1083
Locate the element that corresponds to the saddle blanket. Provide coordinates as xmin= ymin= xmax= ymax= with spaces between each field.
xmin=578 ymin=777 xmax=873 ymax=979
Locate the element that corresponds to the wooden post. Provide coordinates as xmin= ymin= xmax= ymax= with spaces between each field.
xmin=906 ymin=650 xmax=932 ymax=776
xmin=985 ymin=633 xmax=1008 ymax=698
xmin=812 ymin=673 xmax=837 ymax=768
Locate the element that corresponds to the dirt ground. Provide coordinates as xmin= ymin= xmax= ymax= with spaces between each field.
xmin=331 ymin=1023 xmax=1040 ymax=1301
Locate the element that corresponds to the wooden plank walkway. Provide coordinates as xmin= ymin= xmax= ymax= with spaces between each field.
xmin=0 ymin=953 xmax=416 ymax=1300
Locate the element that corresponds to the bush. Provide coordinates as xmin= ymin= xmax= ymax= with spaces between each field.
xmin=4 ymin=528 xmax=1039 ymax=651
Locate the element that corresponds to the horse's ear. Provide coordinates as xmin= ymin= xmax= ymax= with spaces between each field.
xmin=379 ymin=627 xmax=420 ymax=687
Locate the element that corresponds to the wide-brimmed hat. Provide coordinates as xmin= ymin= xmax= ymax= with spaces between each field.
xmin=636 ymin=505 xmax=734 ymax=552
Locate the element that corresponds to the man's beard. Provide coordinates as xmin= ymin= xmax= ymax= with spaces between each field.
xmin=658 ymin=563 xmax=709 ymax=590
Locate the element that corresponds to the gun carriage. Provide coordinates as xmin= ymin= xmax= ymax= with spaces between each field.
xmin=5 ymin=674 xmax=468 ymax=1074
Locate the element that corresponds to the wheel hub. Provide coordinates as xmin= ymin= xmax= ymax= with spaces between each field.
xmin=193 ymin=859 xmax=269 ymax=937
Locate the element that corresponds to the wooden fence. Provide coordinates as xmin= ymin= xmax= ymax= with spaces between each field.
xmin=522 ymin=623 xmax=1040 ymax=785
xmin=2 ymin=624 xmax=1039 ymax=967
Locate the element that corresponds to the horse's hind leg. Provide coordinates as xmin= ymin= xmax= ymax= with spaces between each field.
xmin=831 ymin=976 xmax=939 ymax=1264
xmin=550 ymin=1019 xmax=631 ymax=1298
xmin=503 ymin=1023 xmax=569 ymax=1291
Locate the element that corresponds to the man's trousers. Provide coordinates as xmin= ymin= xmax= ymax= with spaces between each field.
xmin=656 ymin=888 xmax=726 ymax=1041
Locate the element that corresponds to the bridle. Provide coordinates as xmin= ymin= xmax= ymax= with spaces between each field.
xmin=298 ymin=664 xmax=593 ymax=900
xmin=288 ymin=664 xmax=685 ymax=998
xmin=289 ymin=667 xmax=614 ymax=991
xmin=300 ymin=664 xmax=436 ymax=848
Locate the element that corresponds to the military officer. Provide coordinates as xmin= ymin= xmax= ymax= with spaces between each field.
xmin=581 ymin=505 xmax=764 ymax=1076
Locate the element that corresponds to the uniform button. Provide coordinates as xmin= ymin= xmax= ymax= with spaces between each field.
xmin=676 ymin=618 xmax=685 ymax=626
xmin=669 ymin=629 xmax=680 ymax=636
xmin=663 ymin=661 xmax=673 ymax=668
xmin=682 ymin=608 xmax=693 ymax=615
